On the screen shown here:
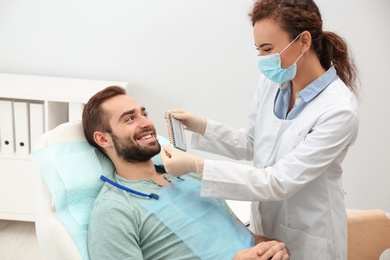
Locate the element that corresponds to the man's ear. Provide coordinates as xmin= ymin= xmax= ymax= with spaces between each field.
xmin=299 ymin=31 xmax=312 ymax=53
xmin=93 ymin=131 xmax=111 ymax=148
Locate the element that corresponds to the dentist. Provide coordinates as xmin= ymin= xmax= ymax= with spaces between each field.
xmin=162 ymin=0 xmax=359 ymax=259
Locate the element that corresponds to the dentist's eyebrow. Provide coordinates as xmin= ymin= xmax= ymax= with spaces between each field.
xmin=118 ymin=107 xmax=146 ymax=122
xmin=256 ymin=42 xmax=272 ymax=48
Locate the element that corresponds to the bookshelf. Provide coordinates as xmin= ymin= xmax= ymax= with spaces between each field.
xmin=0 ymin=73 xmax=127 ymax=221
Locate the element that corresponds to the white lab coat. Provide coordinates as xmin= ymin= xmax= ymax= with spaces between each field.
xmin=193 ymin=74 xmax=359 ymax=260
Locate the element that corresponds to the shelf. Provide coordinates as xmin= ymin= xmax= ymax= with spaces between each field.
xmin=0 ymin=73 xmax=128 ymax=221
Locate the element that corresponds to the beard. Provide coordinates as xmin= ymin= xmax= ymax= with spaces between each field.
xmin=109 ymin=128 xmax=161 ymax=163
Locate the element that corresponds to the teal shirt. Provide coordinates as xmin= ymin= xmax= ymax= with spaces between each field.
xmin=87 ymin=173 xmax=246 ymax=260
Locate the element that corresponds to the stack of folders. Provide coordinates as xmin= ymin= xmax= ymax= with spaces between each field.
xmin=0 ymin=99 xmax=45 ymax=156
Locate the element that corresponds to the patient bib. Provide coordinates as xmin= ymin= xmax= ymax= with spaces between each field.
xmin=143 ymin=176 xmax=254 ymax=259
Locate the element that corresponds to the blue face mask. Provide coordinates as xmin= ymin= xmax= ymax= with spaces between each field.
xmin=257 ymin=34 xmax=303 ymax=84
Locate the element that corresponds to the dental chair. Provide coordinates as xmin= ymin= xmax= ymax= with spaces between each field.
xmin=34 ymin=121 xmax=85 ymax=259
xmin=33 ymin=120 xmax=171 ymax=260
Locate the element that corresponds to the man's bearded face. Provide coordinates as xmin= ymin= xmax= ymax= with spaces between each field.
xmin=109 ymin=127 xmax=160 ymax=163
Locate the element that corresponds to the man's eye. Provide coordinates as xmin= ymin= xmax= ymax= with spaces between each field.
xmin=125 ymin=117 xmax=134 ymax=122
xmin=143 ymin=112 xmax=149 ymax=118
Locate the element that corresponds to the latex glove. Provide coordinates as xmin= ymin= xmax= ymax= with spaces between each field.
xmin=161 ymin=144 xmax=204 ymax=177
xmin=165 ymin=109 xmax=207 ymax=135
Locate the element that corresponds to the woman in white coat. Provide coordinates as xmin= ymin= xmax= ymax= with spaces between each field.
xmin=162 ymin=0 xmax=359 ymax=259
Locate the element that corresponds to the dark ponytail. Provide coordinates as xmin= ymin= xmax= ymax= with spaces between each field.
xmin=321 ymin=32 xmax=358 ymax=95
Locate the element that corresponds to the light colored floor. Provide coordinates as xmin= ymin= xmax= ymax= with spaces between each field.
xmin=0 ymin=220 xmax=43 ymax=260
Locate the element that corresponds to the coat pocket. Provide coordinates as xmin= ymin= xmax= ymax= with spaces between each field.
xmin=276 ymin=127 xmax=305 ymax=159
xmin=279 ymin=224 xmax=327 ymax=260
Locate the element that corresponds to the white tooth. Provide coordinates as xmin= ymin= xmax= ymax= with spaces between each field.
xmin=141 ymin=134 xmax=152 ymax=140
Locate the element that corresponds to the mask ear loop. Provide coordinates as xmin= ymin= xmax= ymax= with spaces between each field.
xmin=279 ymin=33 xmax=302 ymax=55
xmin=294 ymin=52 xmax=304 ymax=64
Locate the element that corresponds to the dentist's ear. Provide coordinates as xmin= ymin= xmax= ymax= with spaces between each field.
xmin=299 ymin=31 xmax=311 ymax=53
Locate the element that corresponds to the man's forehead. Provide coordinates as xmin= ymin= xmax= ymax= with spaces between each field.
xmin=104 ymin=94 xmax=140 ymax=108
xmin=103 ymin=95 xmax=145 ymax=117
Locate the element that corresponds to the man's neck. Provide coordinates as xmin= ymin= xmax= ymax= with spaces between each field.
xmin=114 ymin=159 xmax=170 ymax=186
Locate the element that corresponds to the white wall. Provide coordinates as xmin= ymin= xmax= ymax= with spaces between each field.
xmin=0 ymin=0 xmax=389 ymax=215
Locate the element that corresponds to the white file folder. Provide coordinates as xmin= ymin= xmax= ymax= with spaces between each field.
xmin=13 ymin=101 xmax=30 ymax=155
xmin=29 ymin=102 xmax=45 ymax=150
xmin=0 ymin=100 xmax=15 ymax=154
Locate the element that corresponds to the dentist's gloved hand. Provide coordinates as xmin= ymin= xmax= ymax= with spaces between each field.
xmin=165 ymin=109 xmax=207 ymax=135
xmin=161 ymin=144 xmax=204 ymax=177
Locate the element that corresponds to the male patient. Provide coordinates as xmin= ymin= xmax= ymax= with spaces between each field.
xmin=83 ymin=86 xmax=289 ymax=260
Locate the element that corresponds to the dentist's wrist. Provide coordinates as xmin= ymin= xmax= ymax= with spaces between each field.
xmin=192 ymin=157 xmax=204 ymax=175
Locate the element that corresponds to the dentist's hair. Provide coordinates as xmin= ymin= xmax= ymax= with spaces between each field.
xmin=249 ymin=0 xmax=358 ymax=95
xmin=82 ymin=86 xmax=126 ymax=154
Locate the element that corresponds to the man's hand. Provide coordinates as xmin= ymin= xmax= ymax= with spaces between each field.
xmin=233 ymin=241 xmax=289 ymax=260
xmin=161 ymin=144 xmax=204 ymax=176
xmin=165 ymin=109 xmax=207 ymax=135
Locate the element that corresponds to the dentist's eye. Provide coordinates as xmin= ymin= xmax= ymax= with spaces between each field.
xmin=263 ymin=48 xmax=272 ymax=54
xmin=257 ymin=48 xmax=272 ymax=56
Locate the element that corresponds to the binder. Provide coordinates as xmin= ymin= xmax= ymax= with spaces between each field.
xmin=0 ymin=100 xmax=15 ymax=154
xmin=29 ymin=102 xmax=45 ymax=150
xmin=13 ymin=101 xmax=30 ymax=155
